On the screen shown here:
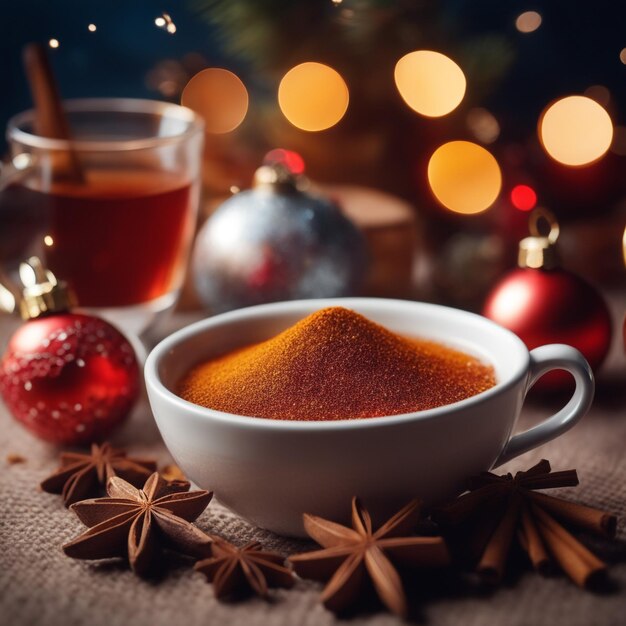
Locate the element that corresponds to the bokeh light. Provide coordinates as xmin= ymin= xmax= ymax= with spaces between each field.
xmin=278 ymin=62 xmax=349 ymax=132
xmin=515 ymin=11 xmax=542 ymax=33
xmin=466 ymin=108 xmax=500 ymax=144
xmin=427 ymin=141 xmax=502 ymax=215
xmin=620 ymin=48 xmax=626 ymax=64
xmin=88 ymin=23 xmax=97 ymax=32
xmin=584 ymin=84 xmax=610 ymax=107
xmin=264 ymin=149 xmax=306 ymax=175
xmin=394 ymin=50 xmax=466 ymax=117
xmin=510 ymin=185 xmax=537 ymax=211
xmin=539 ymin=95 xmax=613 ymax=166
xmin=181 ymin=68 xmax=249 ymax=134
xmin=155 ymin=13 xmax=176 ymax=34
xmin=48 ymin=39 xmax=59 ymax=49
xmin=611 ymin=125 xmax=626 ymax=156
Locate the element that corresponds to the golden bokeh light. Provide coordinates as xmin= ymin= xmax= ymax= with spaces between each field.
xmin=539 ymin=95 xmax=613 ymax=166
xmin=515 ymin=11 xmax=542 ymax=33
xmin=620 ymin=48 xmax=626 ymax=65
xmin=427 ymin=141 xmax=502 ymax=215
xmin=394 ymin=50 xmax=466 ymax=117
xmin=278 ymin=62 xmax=349 ymax=132
xmin=181 ymin=68 xmax=249 ymax=134
xmin=48 ymin=39 xmax=59 ymax=49
xmin=88 ymin=23 xmax=97 ymax=32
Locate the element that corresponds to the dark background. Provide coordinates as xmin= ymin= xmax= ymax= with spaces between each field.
xmin=2 ymin=0 xmax=626 ymax=150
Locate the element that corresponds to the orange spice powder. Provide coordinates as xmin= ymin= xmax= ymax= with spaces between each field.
xmin=177 ymin=307 xmax=496 ymax=420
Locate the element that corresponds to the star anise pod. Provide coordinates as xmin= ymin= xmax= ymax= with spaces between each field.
xmin=40 ymin=442 xmax=157 ymax=506
xmin=63 ymin=472 xmax=213 ymax=576
xmin=434 ymin=459 xmax=617 ymax=588
xmin=195 ymin=538 xmax=294 ymax=599
xmin=289 ymin=498 xmax=449 ymax=617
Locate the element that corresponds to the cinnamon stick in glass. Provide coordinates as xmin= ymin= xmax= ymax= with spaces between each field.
xmin=22 ymin=43 xmax=84 ymax=183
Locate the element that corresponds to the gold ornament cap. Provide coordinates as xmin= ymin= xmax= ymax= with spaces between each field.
xmin=252 ymin=162 xmax=307 ymax=194
xmin=17 ymin=257 xmax=75 ymax=320
xmin=518 ymin=208 xmax=560 ymax=270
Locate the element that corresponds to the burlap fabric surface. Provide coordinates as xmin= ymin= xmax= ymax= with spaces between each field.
xmin=1 ymin=313 xmax=625 ymax=626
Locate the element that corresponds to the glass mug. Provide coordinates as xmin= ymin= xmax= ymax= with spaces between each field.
xmin=0 ymin=98 xmax=204 ymax=336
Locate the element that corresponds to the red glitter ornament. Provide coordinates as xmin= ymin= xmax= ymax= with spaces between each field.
xmin=483 ymin=210 xmax=612 ymax=390
xmin=0 ymin=258 xmax=139 ymax=444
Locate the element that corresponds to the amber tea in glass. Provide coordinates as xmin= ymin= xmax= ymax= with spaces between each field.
xmin=1 ymin=99 xmax=204 ymax=335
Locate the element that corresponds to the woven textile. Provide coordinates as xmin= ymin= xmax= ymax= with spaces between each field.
xmin=1 ymin=315 xmax=625 ymax=626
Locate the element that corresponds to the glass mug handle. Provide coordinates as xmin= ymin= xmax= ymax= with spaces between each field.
xmin=493 ymin=344 xmax=594 ymax=468
xmin=0 ymin=153 xmax=35 ymax=191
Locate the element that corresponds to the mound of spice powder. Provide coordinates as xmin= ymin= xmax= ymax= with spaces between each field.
xmin=177 ymin=307 xmax=496 ymax=420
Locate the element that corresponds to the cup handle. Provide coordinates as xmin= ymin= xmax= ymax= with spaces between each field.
xmin=493 ymin=344 xmax=594 ymax=468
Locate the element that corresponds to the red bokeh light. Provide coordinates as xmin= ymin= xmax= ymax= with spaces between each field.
xmin=510 ymin=184 xmax=537 ymax=211
xmin=264 ymin=149 xmax=306 ymax=175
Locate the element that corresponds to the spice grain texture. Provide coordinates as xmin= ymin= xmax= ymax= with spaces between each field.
xmin=178 ymin=307 xmax=496 ymax=420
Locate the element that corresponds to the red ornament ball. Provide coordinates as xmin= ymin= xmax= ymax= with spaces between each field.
xmin=483 ymin=268 xmax=612 ymax=389
xmin=0 ymin=313 xmax=139 ymax=444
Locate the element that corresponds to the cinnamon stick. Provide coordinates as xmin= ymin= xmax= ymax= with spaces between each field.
xmin=467 ymin=472 xmax=513 ymax=490
xmin=22 ymin=43 xmax=84 ymax=183
xmin=529 ymin=491 xmax=617 ymax=539
xmin=519 ymin=504 xmax=551 ymax=573
xmin=532 ymin=504 xmax=606 ymax=588
xmin=517 ymin=469 xmax=579 ymax=491
xmin=382 ymin=536 xmax=450 ymax=567
xmin=477 ymin=493 xmax=522 ymax=584
xmin=434 ymin=482 xmax=511 ymax=525
xmin=516 ymin=459 xmax=552 ymax=478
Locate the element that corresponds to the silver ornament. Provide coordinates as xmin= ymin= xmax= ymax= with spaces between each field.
xmin=193 ymin=165 xmax=367 ymax=312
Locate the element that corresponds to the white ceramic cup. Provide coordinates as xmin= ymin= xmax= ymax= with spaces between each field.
xmin=145 ymin=298 xmax=594 ymax=537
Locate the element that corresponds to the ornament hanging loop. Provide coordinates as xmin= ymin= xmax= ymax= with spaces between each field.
xmin=518 ymin=208 xmax=560 ymax=270
xmin=529 ymin=208 xmax=559 ymax=244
